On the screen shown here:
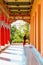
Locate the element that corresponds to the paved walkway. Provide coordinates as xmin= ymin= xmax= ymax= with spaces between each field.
xmin=0 ymin=45 xmax=43 ymax=65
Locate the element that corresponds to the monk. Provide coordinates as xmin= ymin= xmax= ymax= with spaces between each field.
xmin=23 ymin=34 xmax=26 ymax=46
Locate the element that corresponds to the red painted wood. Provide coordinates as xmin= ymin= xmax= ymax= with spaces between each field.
xmin=5 ymin=28 xmax=10 ymax=44
xmin=8 ymin=19 xmax=10 ymax=24
xmin=7 ymin=29 xmax=8 ymax=44
xmin=1 ymin=13 xmax=5 ymax=21
xmin=0 ymin=28 xmax=1 ymax=46
xmin=4 ymin=27 xmax=6 ymax=44
xmin=5 ymin=16 xmax=7 ymax=23
xmin=1 ymin=26 xmax=5 ymax=46
xmin=5 ymin=28 xmax=8 ymax=44
xmin=7 ymin=28 xmax=10 ymax=44
xmin=0 ymin=14 xmax=1 ymax=21
xmin=8 ymin=29 xmax=10 ymax=42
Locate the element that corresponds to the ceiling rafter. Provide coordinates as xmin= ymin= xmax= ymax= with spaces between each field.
xmin=10 ymin=11 xmax=30 ymax=14
xmin=7 ymin=5 xmax=32 ymax=8
xmin=1 ymin=0 xmax=34 ymax=23
xmin=10 ymin=13 xmax=30 ymax=17
xmin=8 ymin=7 xmax=32 ymax=10
xmin=5 ymin=2 xmax=32 ymax=5
xmin=10 ymin=19 xmax=30 ymax=23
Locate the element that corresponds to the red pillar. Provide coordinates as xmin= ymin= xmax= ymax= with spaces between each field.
xmin=1 ymin=26 xmax=5 ymax=46
xmin=5 ymin=28 xmax=8 ymax=44
xmin=8 ymin=28 xmax=10 ymax=43
xmin=7 ymin=28 xmax=8 ymax=44
xmin=0 ymin=13 xmax=1 ymax=46
xmin=4 ymin=16 xmax=7 ymax=44
xmin=0 ymin=27 xmax=1 ymax=46
xmin=0 ymin=12 xmax=5 ymax=46
xmin=1 ymin=13 xmax=5 ymax=21
xmin=4 ymin=27 xmax=6 ymax=45
xmin=7 ymin=19 xmax=10 ymax=43
xmin=8 ymin=19 xmax=10 ymax=25
xmin=5 ymin=16 xmax=7 ymax=23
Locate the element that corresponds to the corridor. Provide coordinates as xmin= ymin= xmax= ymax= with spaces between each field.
xmin=0 ymin=0 xmax=43 ymax=65
xmin=0 ymin=45 xmax=43 ymax=65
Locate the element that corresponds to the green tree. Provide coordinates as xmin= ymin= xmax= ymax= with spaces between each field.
xmin=10 ymin=22 xmax=30 ymax=43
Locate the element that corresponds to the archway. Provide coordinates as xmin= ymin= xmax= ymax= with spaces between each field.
xmin=10 ymin=20 xmax=30 ymax=45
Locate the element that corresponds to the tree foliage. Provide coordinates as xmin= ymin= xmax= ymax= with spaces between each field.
xmin=10 ymin=22 xmax=30 ymax=43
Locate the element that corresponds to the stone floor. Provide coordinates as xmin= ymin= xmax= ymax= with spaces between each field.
xmin=0 ymin=45 xmax=43 ymax=65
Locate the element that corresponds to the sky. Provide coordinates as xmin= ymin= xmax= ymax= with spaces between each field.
xmin=11 ymin=20 xmax=25 ymax=29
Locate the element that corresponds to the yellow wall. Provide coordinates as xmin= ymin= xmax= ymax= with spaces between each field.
xmin=30 ymin=0 xmax=43 ymax=57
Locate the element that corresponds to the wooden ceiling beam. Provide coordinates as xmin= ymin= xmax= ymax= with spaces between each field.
xmin=0 ymin=0 xmax=10 ymax=18
xmin=10 ymin=13 xmax=30 ymax=16
xmin=10 ymin=9 xmax=31 ymax=12
xmin=9 ymin=15 xmax=30 ymax=21
xmin=5 ymin=2 xmax=32 ymax=5
xmin=9 ymin=13 xmax=30 ymax=16
xmin=2 ymin=0 xmax=32 ymax=2
xmin=8 ymin=7 xmax=32 ymax=10
xmin=7 ymin=5 xmax=32 ymax=8
xmin=1 ymin=0 xmax=34 ymax=23
xmin=10 ymin=19 xmax=30 ymax=23
xmin=10 ymin=10 xmax=30 ymax=14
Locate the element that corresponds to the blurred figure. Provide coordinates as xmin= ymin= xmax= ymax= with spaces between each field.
xmin=23 ymin=34 xmax=26 ymax=46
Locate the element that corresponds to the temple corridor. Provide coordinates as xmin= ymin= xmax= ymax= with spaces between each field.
xmin=0 ymin=0 xmax=43 ymax=65
xmin=0 ymin=45 xmax=43 ymax=65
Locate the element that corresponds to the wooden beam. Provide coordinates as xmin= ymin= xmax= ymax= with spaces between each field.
xmin=10 ymin=13 xmax=30 ymax=16
xmin=0 ymin=0 xmax=10 ymax=18
xmin=2 ymin=0 xmax=32 ymax=2
xmin=10 ymin=19 xmax=30 ymax=24
xmin=7 ymin=5 xmax=32 ymax=8
xmin=10 ymin=10 xmax=30 ymax=14
xmin=10 ymin=9 xmax=31 ymax=11
xmin=5 ymin=2 xmax=32 ymax=5
xmin=14 ymin=16 xmax=30 ymax=20
xmin=9 ymin=6 xmax=31 ymax=11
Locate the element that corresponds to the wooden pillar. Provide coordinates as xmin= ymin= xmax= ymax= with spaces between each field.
xmin=5 ymin=28 xmax=8 ymax=44
xmin=35 ymin=12 xmax=36 ymax=48
xmin=8 ymin=28 xmax=10 ymax=43
xmin=7 ymin=28 xmax=8 ymax=44
xmin=1 ymin=13 xmax=5 ymax=21
xmin=38 ymin=4 xmax=41 ymax=52
xmin=4 ymin=27 xmax=6 ymax=45
xmin=1 ymin=26 xmax=5 ymax=46
xmin=0 ymin=27 xmax=1 ymax=46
